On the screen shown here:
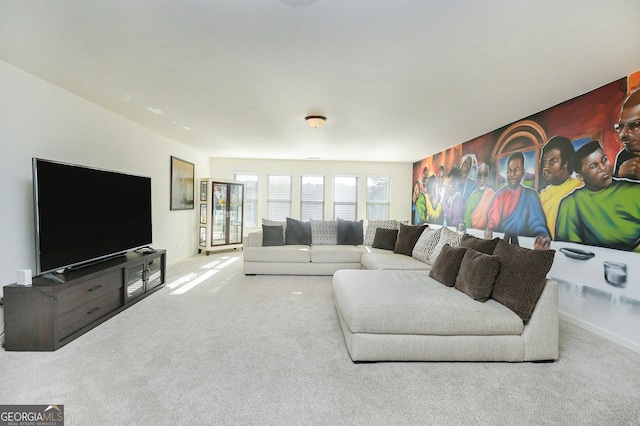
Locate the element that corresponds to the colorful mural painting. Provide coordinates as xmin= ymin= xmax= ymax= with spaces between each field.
xmin=413 ymin=71 xmax=640 ymax=253
xmin=413 ymin=71 xmax=640 ymax=323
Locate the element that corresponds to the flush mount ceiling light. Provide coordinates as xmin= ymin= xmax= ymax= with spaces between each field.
xmin=305 ymin=115 xmax=327 ymax=128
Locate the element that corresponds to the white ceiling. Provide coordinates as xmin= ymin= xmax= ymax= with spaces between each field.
xmin=2 ymin=0 xmax=640 ymax=163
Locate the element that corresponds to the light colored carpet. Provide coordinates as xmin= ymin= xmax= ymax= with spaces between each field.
xmin=1 ymin=250 xmax=639 ymax=425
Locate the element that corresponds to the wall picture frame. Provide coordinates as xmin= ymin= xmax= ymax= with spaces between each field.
xmin=170 ymin=156 xmax=195 ymax=210
xmin=199 ymin=226 xmax=207 ymax=247
xmin=200 ymin=180 xmax=208 ymax=201
xmin=200 ymin=203 xmax=207 ymax=224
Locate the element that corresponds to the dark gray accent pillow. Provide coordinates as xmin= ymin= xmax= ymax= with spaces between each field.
xmin=455 ymin=249 xmax=501 ymax=302
xmin=393 ymin=223 xmax=427 ymax=256
xmin=337 ymin=219 xmax=364 ymax=245
xmin=285 ymin=217 xmax=312 ymax=245
xmin=459 ymin=234 xmax=501 ymax=255
xmin=262 ymin=225 xmax=285 ymax=246
xmin=428 ymin=244 xmax=468 ymax=287
xmin=491 ymin=240 xmax=555 ymax=322
xmin=372 ymin=228 xmax=398 ymax=251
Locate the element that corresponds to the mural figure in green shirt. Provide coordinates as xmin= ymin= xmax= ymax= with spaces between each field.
xmin=556 ymin=140 xmax=640 ymax=252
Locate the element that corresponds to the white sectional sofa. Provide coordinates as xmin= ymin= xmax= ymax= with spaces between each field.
xmin=242 ymin=229 xmax=429 ymax=274
xmin=243 ymin=229 xmax=363 ymax=275
xmin=243 ymin=219 xmax=432 ymax=274
xmin=243 ymin=219 xmax=558 ymax=363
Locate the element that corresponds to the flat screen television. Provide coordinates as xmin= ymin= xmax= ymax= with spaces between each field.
xmin=33 ymin=158 xmax=153 ymax=275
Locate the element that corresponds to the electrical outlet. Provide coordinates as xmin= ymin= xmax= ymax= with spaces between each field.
xmin=575 ymin=284 xmax=584 ymax=298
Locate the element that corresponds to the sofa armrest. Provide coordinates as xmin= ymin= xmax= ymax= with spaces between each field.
xmin=244 ymin=229 xmax=263 ymax=248
xmin=522 ymin=278 xmax=558 ymax=361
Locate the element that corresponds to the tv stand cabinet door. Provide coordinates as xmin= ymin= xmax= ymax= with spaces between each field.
xmin=126 ymin=262 xmax=146 ymax=301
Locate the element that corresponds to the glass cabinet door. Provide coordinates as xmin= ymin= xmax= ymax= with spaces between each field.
xmin=228 ymin=183 xmax=244 ymax=244
xmin=211 ymin=184 xmax=227 ymax=245
xmin=127 ymin=263 xmax=145 ymax=300
xmin=146 ymin=257 xmax=163 ymax=291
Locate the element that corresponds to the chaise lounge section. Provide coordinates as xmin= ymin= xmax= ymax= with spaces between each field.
xmin=333 ymin=237 xmax=558 ymax=362
xmin=333 ymin=269 xmax=558 ymax=362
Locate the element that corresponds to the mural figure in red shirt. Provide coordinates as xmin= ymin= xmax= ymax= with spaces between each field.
xmin=484 ymin=152 xmax=550 ymax=248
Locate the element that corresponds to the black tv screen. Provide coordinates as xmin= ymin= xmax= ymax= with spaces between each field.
xmin=33 ymin=158 xmax=152 ymax=275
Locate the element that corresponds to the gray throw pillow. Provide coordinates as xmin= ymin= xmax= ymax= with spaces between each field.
xmin=428 ymin=244 xmax=468 ymax=287
xmin=459 ymin=234 xmax=501 ymax=255
xmin=455 ymin=249 xmax=501 ymax=302
xmin=262 ymin=225 xmax=285 ymax=247
xmin=394 ymin=223 xmax=427 ymax=256
xmin=262 ymin=218 xmax=286 ymax=240
xmin=337 ymin=219 xmax=364 ymax=245
xmin=372 ymin=228 xmax=398 ymax=251
xmin=491 ymin=240 xmax=555 ymax=322
xmin=285 ymin=217 xmax=311 ymax=245
xmin=364 ymin=219 xmax=399 ymax=246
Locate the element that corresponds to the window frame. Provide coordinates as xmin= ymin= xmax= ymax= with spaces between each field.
xmin=333 ymin=176 xmax=358 ymax=221
xmin=234 ymin=173 xmax=258 ymax=227
xmin=300 ymin=175 xmax=325 ymax=221
xmin=267 ymin=174 xmax=292 ymax=221
xmin=366 ymin=176 xmax=390 ymax=220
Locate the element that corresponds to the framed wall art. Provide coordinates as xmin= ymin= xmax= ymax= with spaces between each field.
xmin=199 ymin=226 xmax=207 ymax=247
xmin=200 ymin=203 xmax=207 ymax=224
xmin=170 ymin=156 xmax=195 ymax=210
xmin=200 ymin=180 xmax=208 ymax=201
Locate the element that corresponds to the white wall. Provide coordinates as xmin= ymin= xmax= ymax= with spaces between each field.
xmin=0 ymin=60 xmax=209 ymax=296
xmin=209 ymin=157 xmax=412 ymax=232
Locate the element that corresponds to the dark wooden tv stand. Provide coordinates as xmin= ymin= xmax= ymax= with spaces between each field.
xmin=3 ymin=249 xmax=166 ymax=351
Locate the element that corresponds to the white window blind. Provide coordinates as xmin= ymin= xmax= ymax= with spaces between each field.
xmin=267 ymin=175 xmax=291 ymax=220
xmin=367 ymin=177 xmax=390 ymax=220
xmin=301 ymin=176 xmax=324 ymax=221
xmin=234 ymin=173 xmax=258 ymax=226
xmin=334 ymin=176 xmax=357 ymax=220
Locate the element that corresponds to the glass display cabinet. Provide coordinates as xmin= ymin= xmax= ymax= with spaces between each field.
xmin=198 ymin=178 xmax=245 ymax=254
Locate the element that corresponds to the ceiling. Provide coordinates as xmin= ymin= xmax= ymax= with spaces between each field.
xmin=2 ymin=1 xmax=640 ymax=163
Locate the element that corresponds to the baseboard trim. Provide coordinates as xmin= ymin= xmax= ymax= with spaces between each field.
xmin=559 ymin=311 xmax=640 ymax=354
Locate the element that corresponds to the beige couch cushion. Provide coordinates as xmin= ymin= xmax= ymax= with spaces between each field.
xmin=361 ymin=251 xmax=430 ymax=270
xmin=243 ymin=245 xmax=310 ymax=262
xmin=333 ymin=269 xmax=524 ymax=336
xmin=311 ymin=245 xmax=362 ymax=263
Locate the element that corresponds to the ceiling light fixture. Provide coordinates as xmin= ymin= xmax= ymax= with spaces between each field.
xmin=305 ymin=115 xmax=327 ymax=128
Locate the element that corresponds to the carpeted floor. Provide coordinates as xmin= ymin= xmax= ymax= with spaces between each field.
xmin=1 ymin=250 xmax=639 ymax=425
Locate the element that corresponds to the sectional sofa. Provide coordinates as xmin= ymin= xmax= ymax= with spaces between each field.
xmin=243 ymin=218 xmax=559 ymax=362
xmin=243 ymin=219 xmax=429 ymax=275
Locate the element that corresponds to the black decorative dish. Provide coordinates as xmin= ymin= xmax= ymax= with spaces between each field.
xmin=559 ymin=247 xmax=595 ymax=260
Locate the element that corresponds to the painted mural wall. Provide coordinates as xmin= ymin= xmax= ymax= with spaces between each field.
xmin=413 ymin=71 xmax=640 ymax=347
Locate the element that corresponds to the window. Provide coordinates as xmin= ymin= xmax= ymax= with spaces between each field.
xmin=334 ymin=176 xmax=357 ymax=220
xmin=301 ymin=176 xmax=324 ymax=221
xmin=267 ymin=175 xmax=291 ymax=220
xmin=234 ymin=173 xmax=258 ymax=226
xmin=367 ymin=177 xmax=390 ymax=220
